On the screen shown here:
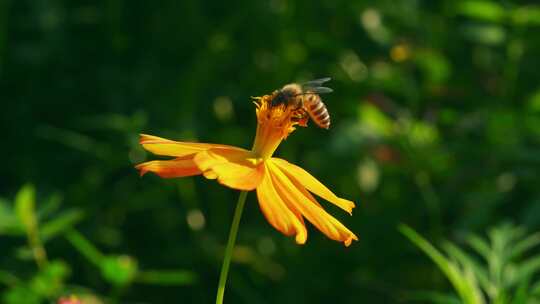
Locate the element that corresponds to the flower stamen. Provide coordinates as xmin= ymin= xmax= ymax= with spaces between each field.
xmin=251 ymin=94 xmax=303 ymax=159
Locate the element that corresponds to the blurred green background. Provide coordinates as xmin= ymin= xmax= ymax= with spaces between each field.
xmin=2 ymin=0 xmax=540 ymax=303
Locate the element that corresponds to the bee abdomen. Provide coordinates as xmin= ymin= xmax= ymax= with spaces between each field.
xmin=305 ymin=95 xmax=331 ymax=129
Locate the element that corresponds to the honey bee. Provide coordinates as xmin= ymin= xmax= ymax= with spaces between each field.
xmin=271 ymin=77 xmax=333 ymax=129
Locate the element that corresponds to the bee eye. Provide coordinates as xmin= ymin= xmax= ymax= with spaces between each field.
xmin=271 ymin=92 xmax=287 ymax=106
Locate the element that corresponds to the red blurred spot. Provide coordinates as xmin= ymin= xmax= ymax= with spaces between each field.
xmin=57 ymin=296 xmax=82 ymax=304
xmin=372 ymin=145 xmax=400 ymax=163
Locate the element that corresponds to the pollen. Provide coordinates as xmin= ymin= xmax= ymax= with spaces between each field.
xmin=254 ymin=94 xmax=300 ymax=140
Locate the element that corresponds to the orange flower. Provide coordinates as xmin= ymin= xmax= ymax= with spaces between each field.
xmin=136 ymin=94 xmax=358 ymax=246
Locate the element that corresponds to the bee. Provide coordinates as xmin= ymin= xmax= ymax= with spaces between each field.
xmin=271 ymin=77 xmax=333 ymax=129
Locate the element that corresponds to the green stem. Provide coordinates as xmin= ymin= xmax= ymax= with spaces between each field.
xmin=28 ymin=227 xmax=48 ymax=269
xmin=215 ymin=191 xmax=248 ymax=304
xmin=65 ymin=229 xmax=104 ymax=267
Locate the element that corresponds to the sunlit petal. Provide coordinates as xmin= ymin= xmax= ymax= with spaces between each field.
xmin=256 ymin=164 xmax=307 ymax=244
xmin=194 ymin=148 xmax=263 ymax=191
xmin=272 ymin=158 xmax=356 ymax=214
xmin=140 ymin=134 xmax=244 ymax=157
xmin=268 ymin=161 xmax=358 ymax=246
xmin=136 ymin=158 xmax=202 ymax=178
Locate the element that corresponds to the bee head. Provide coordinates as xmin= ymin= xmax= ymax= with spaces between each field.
xmin=271 ymin=89 xmax=293 ymax=107
xmin=271 ymin=84 xmax=303 ymax=107
xmin=271 ymin=91 xmax=286 ymax=106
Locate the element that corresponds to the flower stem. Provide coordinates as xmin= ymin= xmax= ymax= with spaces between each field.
xmin=216 ymin=191 xmax=248 ymax=304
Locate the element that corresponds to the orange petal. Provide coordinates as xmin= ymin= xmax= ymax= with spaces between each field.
xmin=193 ymin=148 xmax=263 ymax=191
xmin=268 ymin=161 xmax=358 ymax=246
xmin=256 ymin=164 xmax=307 ymax=244
xmin=271 ymin=158 xmax=356 ymax=214
xmin=136 ymin=158 xmax=202 ymax=178
xmin=140 ymin=134 xmax=244 ymax=157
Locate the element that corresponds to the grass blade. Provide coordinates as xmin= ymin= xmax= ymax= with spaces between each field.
xmin=399 ymin=224 xmax=485 ymax=304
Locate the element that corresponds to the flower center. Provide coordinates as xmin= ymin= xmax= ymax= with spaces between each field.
xmin=250 ymin=94 xmax=301 ymax=159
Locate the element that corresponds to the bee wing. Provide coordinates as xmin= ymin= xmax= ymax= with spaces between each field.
xmin=309 ymin=86 xmax=333 ymax=94
xmin=302 ymin=77 xmax=331 ymax=88
xmin=302 ymin=77 xmax=333 ymax=94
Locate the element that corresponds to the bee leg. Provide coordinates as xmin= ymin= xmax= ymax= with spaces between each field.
xmin=297 ymin=116 xmax=309 ymax=127
xmin=293 ymin=110 xmax=309 ymax=127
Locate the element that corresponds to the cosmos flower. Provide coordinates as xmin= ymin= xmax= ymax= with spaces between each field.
xmin=136 ymin=94 xmax=358 ymax=246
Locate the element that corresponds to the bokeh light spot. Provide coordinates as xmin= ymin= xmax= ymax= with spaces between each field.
xmin=340 ymin=51 xmax=368 ymax=82
xmin=213 ymin=96 xmax=234 ymax=122
xmin=257 ymin=237 xmax=277 ymax=256
xmin=496 ymin=173 xmax=516 ymax=193
xmin=361 ymin=8 xmax=381 ymax=30
xmin=186 ymin=209 xmax=206 ymax=231
xmin=390 ymin=44 xmax=411 ymax=62
xmin=357 ymin=159 xmax=380 ymax=193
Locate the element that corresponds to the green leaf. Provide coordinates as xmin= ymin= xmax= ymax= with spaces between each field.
xmin=399 ymin=224 xmax=485 ymax=304
xmin=463 ymin=266 xmax=486 ymax=304
xmin=30 ymin=260 xmax=70 ymax=298
xmin=3 ymin=286 xmax=41 ymax=304
xmin=14 ymin=246 xmax=34 ymax=261
xmin=414 ymin=49 xmax=452 ymax=85
xmin=37 ymin=193 xmax=62 ymax=219
xmin=64 ymin=229 xmax=104 ymax=267
xmin=0 ymin=198 xmax=23 ymax=235
xmin=408 ymin=121 xmax=439 ymax=147
xmin=358 ymin=103 xmax=393 ymax=137
xmin=512 ymin=278 xmax=530 ymax=304
xmin=462 ymin=24 xmax=506 ymax=45
xmin=511 ymin=6 xmax=540 ymax=26
xmin=509 ymin=232 xmax=540 ymax=260
xmin=100 ymin=255 xmax=138 ymax=287
xmin=530 ymin=280 xmax=540 ymax=296
xmin=457 ymin=0 xmax=506 ymax=22
xmin=40 ymin=209 xmax=84 ymax=242
xmin=527 ymin=89 xmax=540 ymax=113
xmin=14 ymin=184 xmax=37 ymax=234
xmin=466 ymin=235 xmax=491 ymax=261
xmin=136 ymin=269 xmax=198 ymax=286
xmin=513 ymin=256 xmax=540 ymax=287
xmin=489 ymin=224 xmax=525 ymax=247
xmin=0 ymin=270 xmax=20 ymax=286
xmin=443 ymin=241 xmax=491 ymax=297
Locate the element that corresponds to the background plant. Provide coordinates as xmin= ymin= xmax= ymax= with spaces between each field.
xmin=400 ymin=223 xmax=540 ymax=304
xmin=0 ymin=185 xmax=196 ymax=303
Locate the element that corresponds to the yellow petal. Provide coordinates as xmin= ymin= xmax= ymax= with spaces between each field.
xmin=272 ymin=158 xmax=356 ymax=214
xmin=268 ymin=161 xmax=358 ymax=246
xmin=140 ymin=134 xmax=244 ymax=157
xmin=194 ymin=148 xmax=263 ymax=191
xmin=136 ymin=158 xmax=202 ymax=178
xmin=256 ymin=164 xmax=307 ymax=244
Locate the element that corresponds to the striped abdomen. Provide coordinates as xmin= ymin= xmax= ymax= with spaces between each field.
xmin=304 ymin=93 xmax=330 ymax=129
